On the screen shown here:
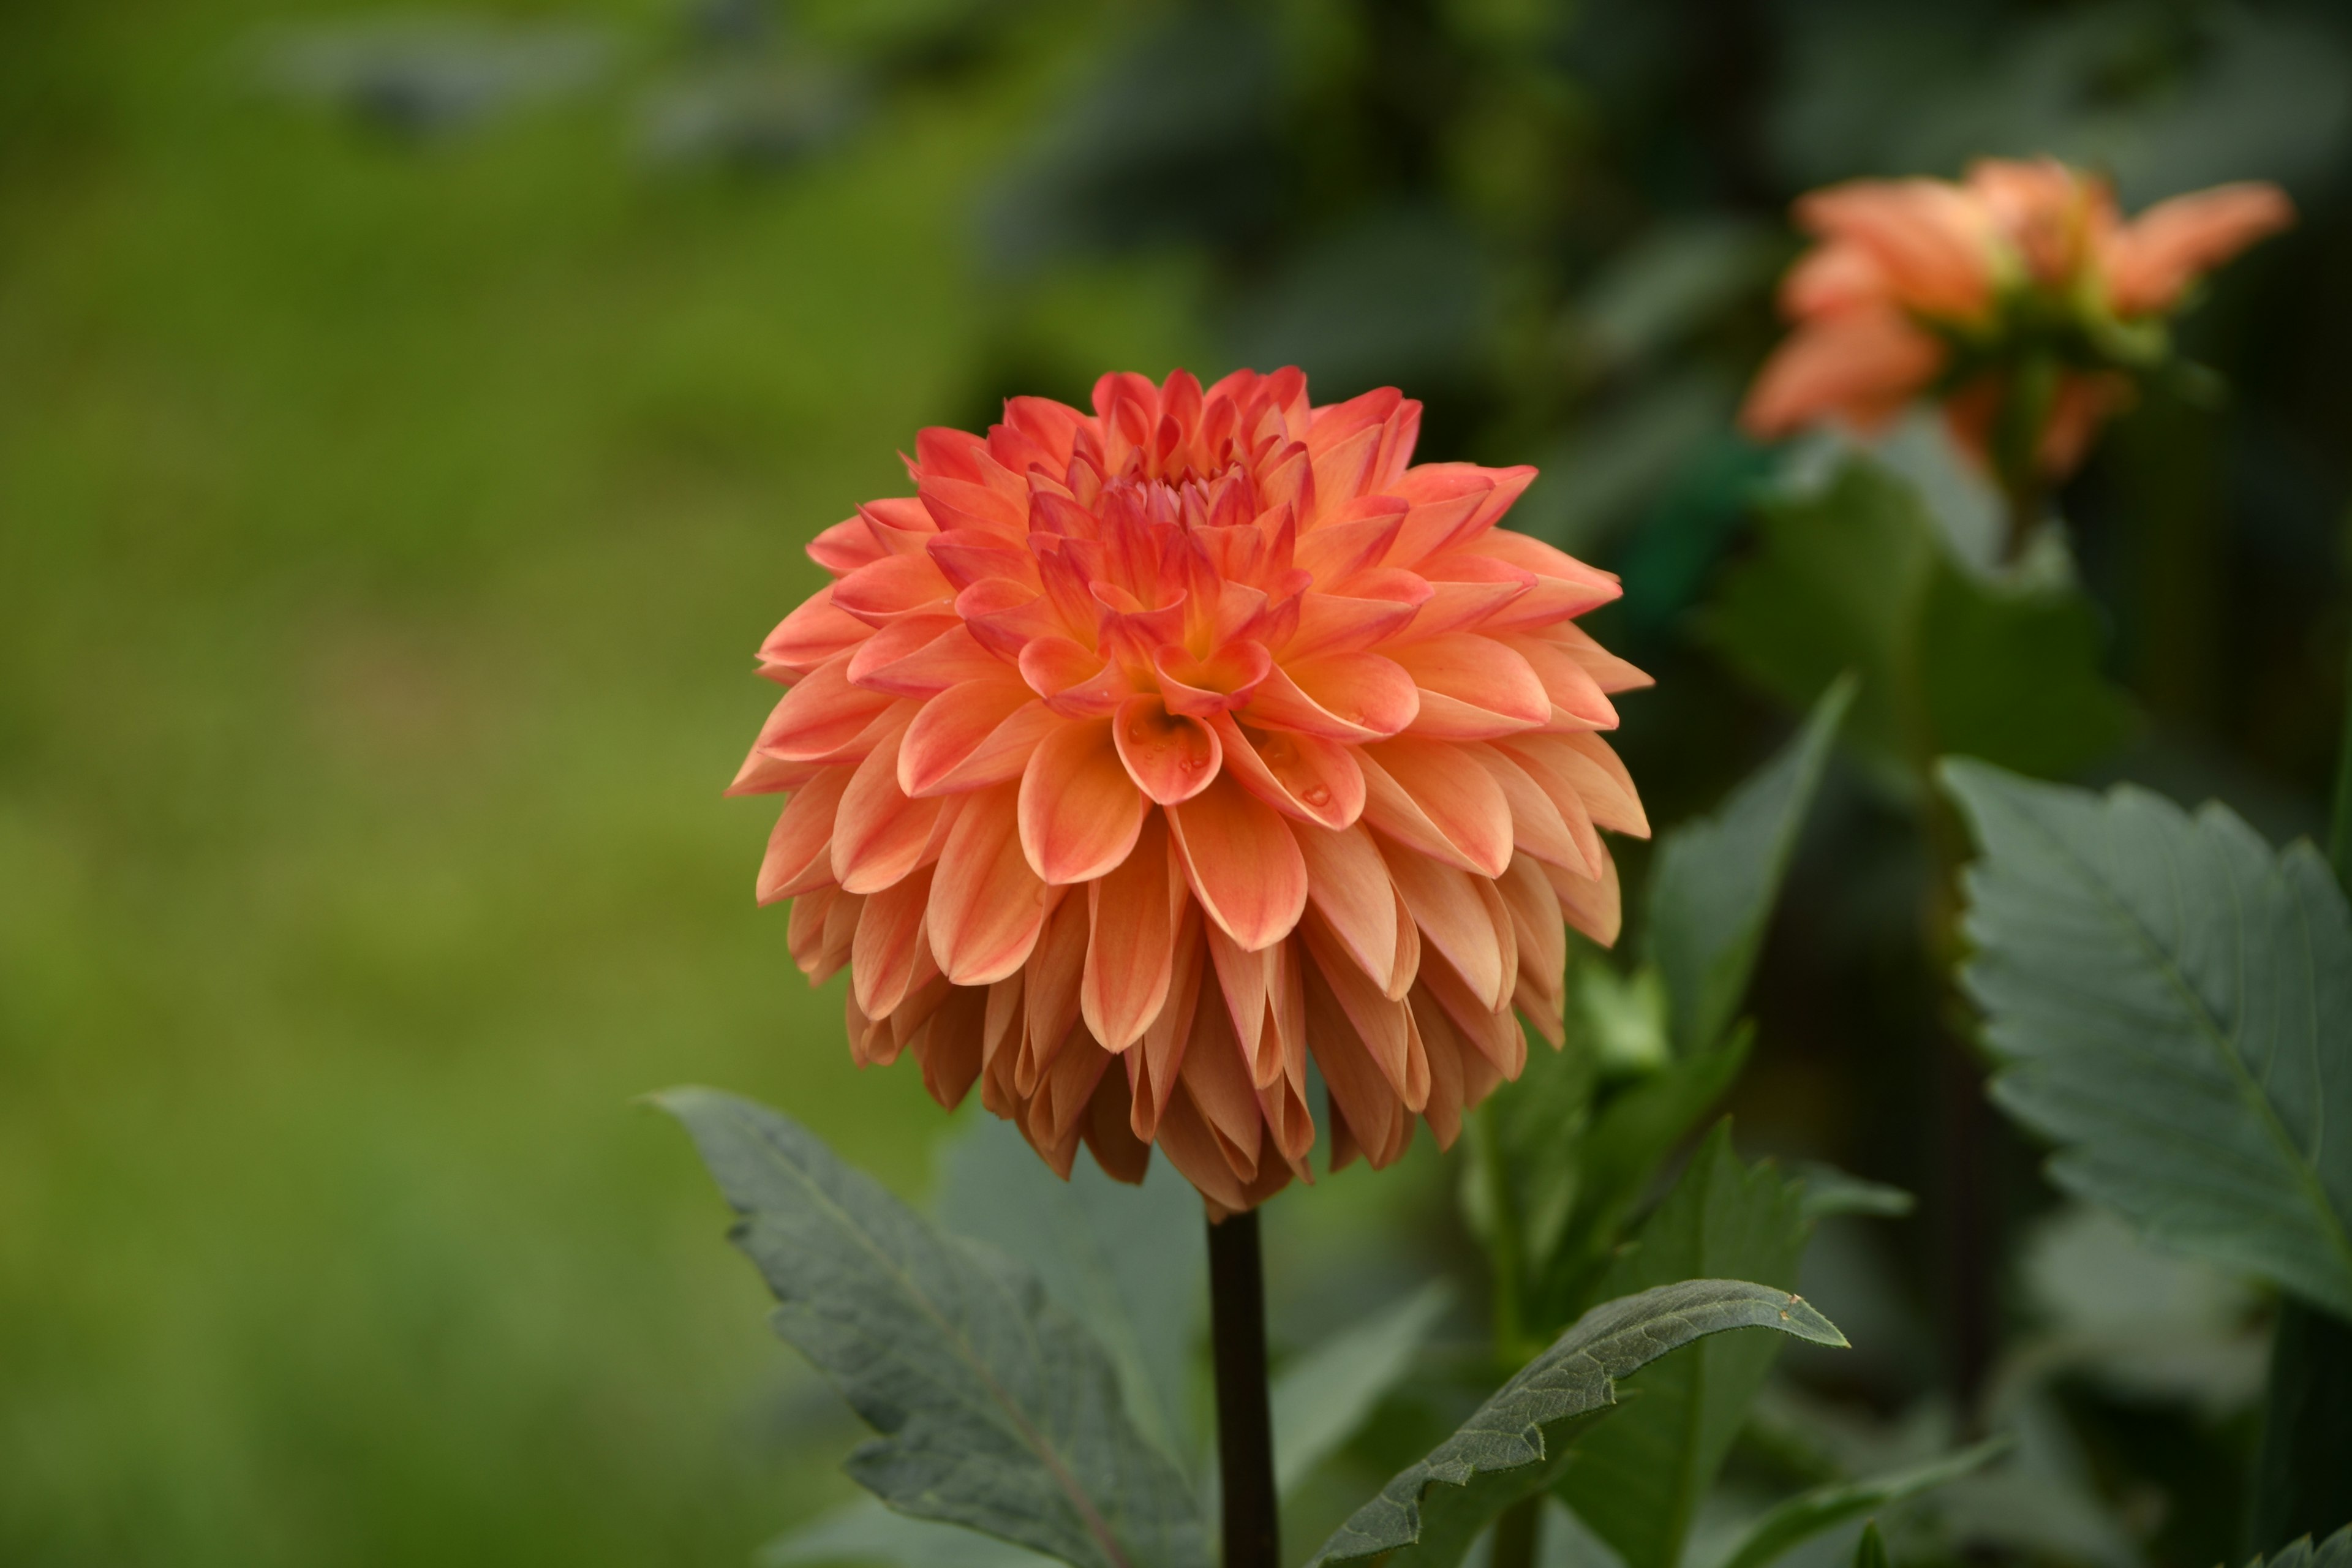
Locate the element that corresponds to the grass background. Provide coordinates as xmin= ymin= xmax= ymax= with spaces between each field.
xmin=0 ymin=3 xmax=1211 ymax=1561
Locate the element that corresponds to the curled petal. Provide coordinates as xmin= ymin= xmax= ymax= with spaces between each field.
xmin=1391 ymin=634 xmax=1553 ymax=739
xmin=1114 ymin=695 xmax=1223 ymax=804
xmin=1243 ymin=652 xmax=1420 ymax=741
xmin=1359 ymin=736 xmax=1515 ymax=877
xmin=1211 ymin=715 xmax=1364 ymax=830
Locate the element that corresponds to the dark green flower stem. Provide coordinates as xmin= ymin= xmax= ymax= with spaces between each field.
xmin=2246 ymin=633 xmax=2352 ymax=1554
xmin=1209 ymin=1209 xmax=1278 ymax=1568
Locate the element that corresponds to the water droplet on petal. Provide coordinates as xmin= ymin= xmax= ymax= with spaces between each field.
xmin=1301 ymin=784 xmax=1332 ymax=806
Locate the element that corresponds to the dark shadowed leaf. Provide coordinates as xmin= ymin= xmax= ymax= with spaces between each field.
xmin=1714 ymin=1441 xmax=2009 ymax=1568
xmin=1306 ymin=1280 xmax=1845 ymax=1567
xmin=1709 ymin=461 xmax=2133 ymax=787
xmin=1853 ymin=1520 xmax=1893 ymax=1568
xmin=937 ymin=1115 xmax=1206 ymax=1467
xmin=1943 ymin=763 xmax=2352 ymax=1321
xmin=1648 ymin=677 xmax=1853 ymax=1055
xmin=1792 ymin=1163 xmax=1917 ymax=1221
xmin=660 ymin=1089 xmax=1209 ymax=1568
xmin=1555 ymin=1125 xmax=1812 ymax=1568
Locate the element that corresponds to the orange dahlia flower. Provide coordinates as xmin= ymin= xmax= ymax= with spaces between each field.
xmin=733 ymin=368 xmax=1648 ymax=1214
xmin=1741 ymin=157 xmax=2293 ymax=485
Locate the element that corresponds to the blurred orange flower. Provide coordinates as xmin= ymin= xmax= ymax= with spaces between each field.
xmin=1742 ymin=157 xmax=2293 ymax=486
xmin=734 ymin=369 xmax=1646 ymax=1213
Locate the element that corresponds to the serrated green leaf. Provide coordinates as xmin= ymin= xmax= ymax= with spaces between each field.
xmin=1535 ymin=1025 xmax=1754 ymax=1317
xmin=2244 ymin=1524 xmax=2352 ymax=1568
xmin=1709 ymin=461 xmax=2132 ymax=787
xmin=1306 ymin=1280 xmax=1846 ymax=1567
xmin=1647 ymin=677 xmax=1852 ymax=1055
xmin=1713 ymin=1441 xmax=2008 ymax=1568
xmin=1273 ymin=1282 xmax=1452 ymax=1494
xmin=936 ymin=1115 xmax=1206 ymax=1468
xmin=660 ymin=1088 xmax=1210 ymax=1568
xmin=1942 ymin=761 xmax=2352 ymax=1322
xmin=1555 ymin=1125 xmax=1812 ymax=1568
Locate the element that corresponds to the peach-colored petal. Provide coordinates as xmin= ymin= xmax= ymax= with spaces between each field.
xmin=851 ymin=867 xmax=933 ymax=1020
xmin=1795 ymin=177 xmax=1996 ymax=321
xmin=1739 ymin=309 xmax=1948 ymax=440
xmin=1390 ymin=634 xmax=1553 ymax=739
xmin=2102 ymin=181 xmax=2293 ymax=317
xmin=758 ymin=766 xmax=854 ymax=905
xmin=1210 ymin=716 xmax=1365 ymax=829
xmin=1080 ymin=812 xmax=1179 ymax=1052
xmin=832 ymin=722 xmax=948 ymax=895
xmin=1292 ymin=822 xmax=1404 ymax=994
xmin=1359 ymin=736 xmax=1516 ymax=877
xmin=1114 ymin=695 xmax=1223 ymax=804
xmin=1169 ymin=775 xmax=1308 ymax=952
xmin=925 ymin=783 xmax=1049 ymax=985
xmin=1019 ymin=718 xmax=1148 ymax=885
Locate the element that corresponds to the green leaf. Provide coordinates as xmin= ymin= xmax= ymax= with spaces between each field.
xmin=1853 ymin=1520 xmax=1893 ymax=1568
xmin=936 ymin=1115 xmax=1205 ymax=1467
xmin=1942 ymin=761 xmax=2352 ymax=1322
xmin=1712 ymin=1441 xmax=2008 ymax=1568
xmin=1305 ymin=1279 xmax=1846 ymax=1567
xmin=1709 ymin=460 xmax=2132 ymax=786
xmin=1474 ymin=1025 xmax=1597 ymax=1287
xmin=1272 ymin=1282 xmax=1452 ymax=1495
xmin=2245 ymin=1524 xmax=2352 ymax=1568
xmin=1790 ymin=1163 xmax=1917 ymax=1222
xmin=1534 ymin=1025 xmax=1754 ymax=1316
xmin=1647 ymin=677 xmax=1853 ymax=1055
xmin=659 ymin=1088 xmax=1210 ymax=1568
xmin=1555 ymin=1125 xmax=1812 ymax=1568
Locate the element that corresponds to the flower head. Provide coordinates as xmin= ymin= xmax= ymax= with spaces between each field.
xmin=1741 ymin=157 xmax=2293 ymax=487
xmin=735 ymin=369 xmax=1648 ymax=1213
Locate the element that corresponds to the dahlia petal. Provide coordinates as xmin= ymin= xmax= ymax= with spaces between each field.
xmin=2103 ymin=181 xmax=2293 ymax=316
xmin=1391 ymin=634 xmax=1553 ymax=739
xmin=815 ymin=887 xmax=862 ymax=983
xmin=1404 ymin=558 xmax=1535 ymax=639
xmin=1080 ymin=1069 xmax=1153 ymax=1185
xmin=1555 ymin=733 xmax=1648 ymax=836
xmin=1283 ymin=589 xmax=1427 ymax=661
xmin=831 ymin=552 xmax=955 ymax=628
xmin=1545 ymin=845 xmax=1623 ymax=948
xmin=1156 ymin=641 xmax=1273 ymax=715
xmin=1415 ymin=951 xmax=1525 ymax=1080
xmin=1211 ymin=716 xmax=1364 ymax=830
xmin=1491 ymin=733 xmax=1608 ymax=872
xmin=925 ymin=782 xmax=1049 ymax=985
xmin=1414 ymin=990 xmax=1469 ymax=1149
xmin=1469 ymin=743 xmax=1588 ymax=875
xmin=1794 ymin=178 xmax=1996 ymax=322
xmin=1245 ymin=652 xmax=1419 ymax=741
xmin=1384 ymin=486 xmax=1490 ymax=570
xmin=1032 ymin=1028 xmax=1114 ymax=1168
xmin=1293 ymin=500 xmax=1408 ymax=581
xmin=905 ymin=687 xmax=1055 ymax=797
xmin=921 ymin=473 xmax=1027 ymax=535
xmin=1291 ymin=822 xmax=1402 ymax=992
xmin=755 ymin=657 xmax=900 ymax=764
xmin=1019 ymin=719 xmax=1148 ymax=885
xmin=1080 ymin=812 xmax=1179 ymax=1052
xmin=1738 ymin=309 xmax=1947 ymax=440
xmin=728 ymin=744 xmax=822 ymax=797
xmin=1496 ymin=851 xmax=1567 ymax=1020
xmin=1384 ymin=843 xmax=1516 ymax=1013
xmin=758 ymin=767 xmax=854 ymax=905
xmin=910 ymin=985 xmax=988 ymax=1111
xmin=1166 ymin=774 xmax=1308 ymax=953
xmin=1019 ymin=893 xmax=1088 ymax=1094
xmin=1203 ymin=921 xmax=1272 ymax=1082
xmin=851 ymin=867 xmax=933 ymax=1020
xmin=761 ymin=586 xmax=871 ymax=675
xmin=1302 ymin=911 xmax=1427 ymax=1111
xmin=1114 ymin=695 xmax=1223 ymax=804
xmin=899 ymin=679 xmax=1037 ymax=796
xmin=832 ymin=723 xmax=948 ymax=894
xmin=1512 ymin=625 xmax=1651 ymax=696
xmin=1130 ymin=905 xmax=1205 ymax=1141
xmin=1359 ymin=736 xmax=1515 ymax=877
xmin=807 ymin=516 xmax=886 ymax=578
xmin=1300 ymin=954 xmax=1401 ymax=1170
xmin=1153 ymin=1087 xmax=1254 ymax=1215
xmin=787 ymin=883 xmax=841 ymax=979
xmin=1176 ymin=992 xmax=1265 ymax=1179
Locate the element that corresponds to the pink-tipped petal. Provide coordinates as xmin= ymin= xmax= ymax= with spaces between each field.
xmin=1169 ymin=774 xmax=1309 ymax=952
xmin=1019 ymin=718 xmax=1148 ymax=884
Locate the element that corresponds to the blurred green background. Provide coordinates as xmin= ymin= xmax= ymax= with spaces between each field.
xmin=3 ymin=1 xmax=2346 ymax=1564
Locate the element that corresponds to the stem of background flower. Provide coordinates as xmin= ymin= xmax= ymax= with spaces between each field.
xmin=1208 ymin=1210 xmax=1278 ymax=1568
xmin=2245 ymin=633 xmax=2352 ymax=1554
xmin=1491 ymin=1496 xmax=1545 ymax=1568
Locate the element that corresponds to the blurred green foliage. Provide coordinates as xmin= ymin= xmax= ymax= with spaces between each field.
xmin=4 ymin=0 xmax=2348 ymax=1564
